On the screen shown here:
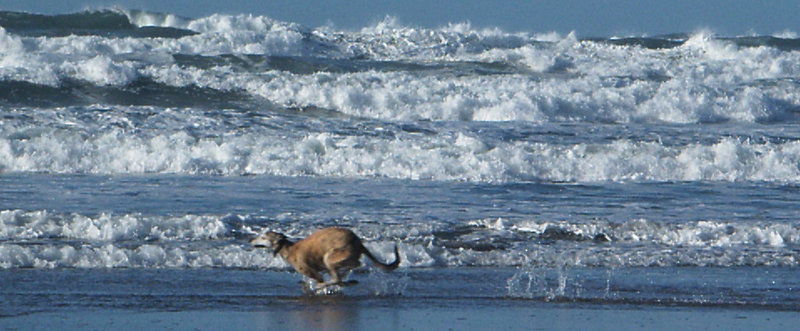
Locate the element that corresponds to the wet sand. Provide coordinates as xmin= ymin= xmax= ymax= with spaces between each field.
xmin=2 ymin=297 xmax=797 ymax=331
xmin=2 ymin=268 xmax=799 ymax=330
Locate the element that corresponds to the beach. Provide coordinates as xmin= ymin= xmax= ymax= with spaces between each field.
xmin=4 ymin=301 xmax=797 ymax=331
xmin=2 ymin=269 xmax=797 ymax=331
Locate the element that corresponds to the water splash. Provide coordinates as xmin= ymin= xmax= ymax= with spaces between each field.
xmin=506 ymin=251 xmax=573 ymax=300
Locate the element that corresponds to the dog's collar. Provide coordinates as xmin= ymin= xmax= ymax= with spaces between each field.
xmin=273 ymin=238 xmax=290 ymax=256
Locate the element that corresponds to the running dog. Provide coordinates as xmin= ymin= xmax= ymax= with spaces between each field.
xmin=251 ymin=227 xmax=400 ymax=289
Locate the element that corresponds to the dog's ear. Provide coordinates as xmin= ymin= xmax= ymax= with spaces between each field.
xmin=265 ymin=232 xmax=289 ymax=256
xmin=265 ymin=232 xmax=287 ymax=242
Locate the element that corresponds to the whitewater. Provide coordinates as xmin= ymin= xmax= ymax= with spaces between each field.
xmin=2 ymin=9 xmax=800 ymax=311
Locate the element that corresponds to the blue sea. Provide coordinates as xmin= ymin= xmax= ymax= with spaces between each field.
xmin=2 ymin=9 xmax=800 ymax=317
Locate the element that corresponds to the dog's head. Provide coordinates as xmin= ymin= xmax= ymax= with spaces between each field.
xmin=250 ymin=231 xmax=288 ymax=256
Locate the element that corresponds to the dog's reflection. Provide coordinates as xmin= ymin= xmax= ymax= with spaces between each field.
xmin=289 ymin=298 xmax=359 ymax=331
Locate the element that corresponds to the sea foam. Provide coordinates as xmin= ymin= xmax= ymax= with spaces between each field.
xmin=2 ymin=122 xmax=800 ymax=182
xmin=3 ymin=11 xmax=800 ymax=183
xmin=2 ymin=210 xmax=799 ymax=269
xmin=1 ymin=12 xmax=799 ymax=123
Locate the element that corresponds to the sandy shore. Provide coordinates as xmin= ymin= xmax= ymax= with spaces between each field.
xmin=2 ymin=297 xmax=797 ymax=331
xmin=2 ymin=268 xmax=798 ymax=330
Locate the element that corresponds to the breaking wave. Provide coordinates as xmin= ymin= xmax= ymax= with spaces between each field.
xmin=2 ymin=123 xmax=800 ymax=182
xmin=1 ymin=10 xmax=800 ymax=124
xmin=1 ymin=210 xmax=798 ymax=269
xmin=3 ymin=10 xmax=800 ymax=183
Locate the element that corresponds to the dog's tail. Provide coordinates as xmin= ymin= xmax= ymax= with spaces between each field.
xmin=363 ymin=244 xmax=400 ymax=271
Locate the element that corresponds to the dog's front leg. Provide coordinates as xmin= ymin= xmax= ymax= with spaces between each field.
xmin=293 ymin=263 xmax=324 ymax=283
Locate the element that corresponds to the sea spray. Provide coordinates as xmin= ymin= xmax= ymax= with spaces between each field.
xmin=506 ymin=250 xmax=574 ymax=301
xmin=365 ymin=267 xmax=409 ymax=296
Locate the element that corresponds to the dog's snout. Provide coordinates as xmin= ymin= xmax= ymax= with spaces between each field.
xmin=250 ymin=235 xmax=271 ymax=248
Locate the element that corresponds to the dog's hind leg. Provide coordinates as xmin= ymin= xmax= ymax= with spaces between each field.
xmin=322 ymin=249 xmax=360 ymax=287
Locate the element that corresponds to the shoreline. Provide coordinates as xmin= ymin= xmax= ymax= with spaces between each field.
xmin=3 ymin=268 xmax=800 ymax=330
xmin=2 ymin=298 xmax=797 ymax=331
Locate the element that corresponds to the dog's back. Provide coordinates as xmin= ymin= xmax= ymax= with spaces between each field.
xmin=293 ymin=227 xmax=364 ymax=261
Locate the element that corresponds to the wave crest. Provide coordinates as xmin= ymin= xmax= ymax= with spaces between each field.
xmin=2 ymin=211 xmax=799 ymax=269
xmin=3 ymin=123 xmax=800 ymax=182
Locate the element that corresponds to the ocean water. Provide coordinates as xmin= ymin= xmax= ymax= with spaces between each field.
xmin=2 ymin=9 xmax=800 ymax=315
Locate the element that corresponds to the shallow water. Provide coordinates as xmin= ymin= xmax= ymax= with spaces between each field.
xmin=2 ymin=174 xmax=800 ymax=312
xmin=3 ymin=267 xmax=800 ymax=318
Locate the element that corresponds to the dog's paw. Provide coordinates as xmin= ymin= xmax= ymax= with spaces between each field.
xmin=314 ymin=285 xmax=344 ymax=296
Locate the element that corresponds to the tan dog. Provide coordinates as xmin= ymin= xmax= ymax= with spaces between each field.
xmin=251 ymin=227 xmax=400 ymax=289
